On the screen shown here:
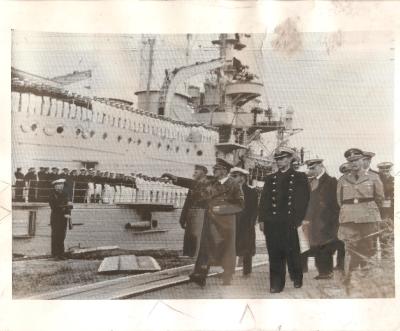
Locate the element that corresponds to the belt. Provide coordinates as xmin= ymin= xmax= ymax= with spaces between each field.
xmin=342 ymin=198 xmax=374 ymax=205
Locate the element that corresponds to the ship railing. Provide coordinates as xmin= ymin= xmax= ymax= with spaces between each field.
xmin=12 ymin=180 xmax=187 ymax=208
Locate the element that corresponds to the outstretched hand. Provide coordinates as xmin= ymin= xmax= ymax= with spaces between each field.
xmin=161 ymin=173 xmax=177 ymax=181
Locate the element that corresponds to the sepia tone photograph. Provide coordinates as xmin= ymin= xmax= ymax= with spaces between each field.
xmin=10 ymin=29 xmax=395 ymax=301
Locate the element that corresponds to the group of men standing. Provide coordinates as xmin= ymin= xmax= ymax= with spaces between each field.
xmin=167 ymin=146 xmax=394 ymax=294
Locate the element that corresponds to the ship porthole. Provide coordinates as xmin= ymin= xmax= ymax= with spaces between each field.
xmin=103 ymin=133 xmax=108 ymax=139
xmin=186 ymin=148 xmax=190 ymax=154
xmin=90 ymin=130 xmax=95 ymax=137
xmin=56 ymin=126 xmax=64 ymax=134
xmin=137 ymin=139 xmax=141 ymax=145
xmin=31 ymin=123 xmax=38 ymax=132
xmin=166 ymin=144 xmax=170 ymax=151
xmin=158 ymin=142 xmax=162 ymax=149
xmin=197 ymin=150 xmax=203 ymax=156
xmin=76 ymin=128 xmax=81 ymax=136
xmin=175 ymin=146 xmax=179 ymax=152
xmin=147 ymin=141 xmax=151 ymax=147
xmin=128 ymin=137 xmax=132 ymax=144
xmin=117 ymin=135 xmax=122 ymax=142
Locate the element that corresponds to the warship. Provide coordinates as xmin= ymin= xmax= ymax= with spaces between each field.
xmin=11 ymin=33 xmax=299 ymax=256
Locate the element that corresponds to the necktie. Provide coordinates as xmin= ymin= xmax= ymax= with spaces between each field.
xmin=310 ymin=178 xmax=318 ymax=191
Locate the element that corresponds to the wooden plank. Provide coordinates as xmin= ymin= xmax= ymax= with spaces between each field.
xmin=29 ymin=264 xmax=194 ymax=300
xmin=29 ymin=256 xmax=269 ymax=300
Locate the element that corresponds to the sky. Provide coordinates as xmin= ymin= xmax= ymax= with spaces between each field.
xmin=11 ymin=31 xmax=394 ymax=177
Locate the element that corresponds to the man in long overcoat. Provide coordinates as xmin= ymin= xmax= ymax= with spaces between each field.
xmin=259 ymin=147 xmax=310 ymax=293
xmin=49 ymin=179 xmax=73 ymax=259
xmin=162 ymin=164 xmax=210 ymax=258
xmin=302 ymin=159 xmax=341 ymax=279
xmin=200 ymin=158 xmax=244 ymax=285
xmin=230 ymin=167 xmax=258 ymax=276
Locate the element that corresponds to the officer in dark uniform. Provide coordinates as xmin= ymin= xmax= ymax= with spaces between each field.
xmin=49 ymin=179 xmax=73 ymax=259
xmin=14 ymin=168 xmax=25 ymax=202
xmin=24 ymin=167 xmax=38 ymax=202
xmin=259 ymin=147 xmax=310 ymax=293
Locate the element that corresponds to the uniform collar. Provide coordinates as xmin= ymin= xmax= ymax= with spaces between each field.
xmin=219 ymin=176 xmax=230 ymax=184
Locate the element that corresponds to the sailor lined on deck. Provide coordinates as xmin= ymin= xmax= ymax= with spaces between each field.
xmin=258 ymin=147 xmax=310 ymax=293
xmin=161 ymin=164 xmax=211 ymax=258
xmin=337 ymin=148 xmax=384 ymax=276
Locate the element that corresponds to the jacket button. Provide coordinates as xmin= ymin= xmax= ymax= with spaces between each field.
xmin=272 ymin=203 xmax=276 ymax=207
xmin=288 ymin=202 xmax=292 ymax=205
xmin=272 ymin=189 xmax=276 ymax=192
xmin=273 ymin=211 xmax=276 ymax=215
xmin=289 ymin=181 xmax=293 ymax=184
xmin=272 ymin=182 xmax=276 ymax=185
xmin=288 ymin=211 xmax=291 ymax=214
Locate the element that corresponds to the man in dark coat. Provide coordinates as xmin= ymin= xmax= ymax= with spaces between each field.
xmin=14 ymin=168 xmax=25 ymax=202
xmin=162 ymin=164 xmax=210 ymax=258
xmin=49 ymin=178 xmax=73 ymax=259
xmin=259 ymin=147 xmax=310 ymax=293
xmin=302 ymin=159 xmax=341 ymax=279
xmin=198 ymin=158 xmax=244 ymax=286
xmin=230 ymin=167 xmax=258 ymax=276
xmin=24 ymin=167 xmax=38 ymax=202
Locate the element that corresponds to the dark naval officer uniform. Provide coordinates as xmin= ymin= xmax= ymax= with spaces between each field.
xmin=259 ymin=149 xmax=310 ymax=292
xmin=49 ymin=179 xmax=73 ymax=258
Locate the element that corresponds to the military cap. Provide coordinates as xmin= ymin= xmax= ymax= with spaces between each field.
xmin=80 ymin=168 xmax=86 ymax=171
xmin=305 ymin=159 xmax=324 ymax=167
xmin=28 ymin=167 xmax=35 ymax=171
xmin=51 ymin=167 xmax=59 ymax=170
xmin=273 ymin=146 xmax=294 ymax=160
xmin=16 ymin=167 xmax=22 ymax=171
xmin=39 ymin=167 xmax=45 ymax=170
xmin=213 ymin=158 xmax=233 ymax=171
xmin=194 ymin=164 xmax=208 ymax=173
xmin=362 ymin=151 xmax=376 ymax=159
xmin=62 ymin=167 xmax=69 ymax=171
xmin=344 ymin=148 xmax=363 ymax=159
xmin=230 ymin=167 xmax=249 ymax=176
xmin=44 ymin=167 xmax=50 ymax=170
xmin=51 ymin=178 xmax=66 ymax=185
xmin=339 ymin=162 xmax=352 ymax=174
xmin=377 ymin=162 xmax=393 ymax=170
